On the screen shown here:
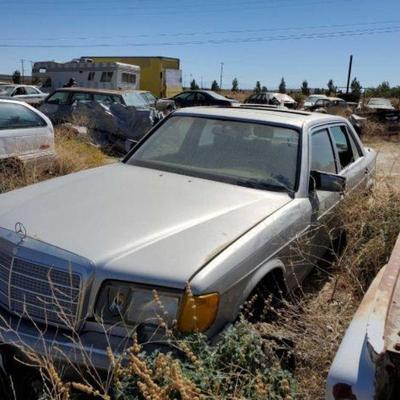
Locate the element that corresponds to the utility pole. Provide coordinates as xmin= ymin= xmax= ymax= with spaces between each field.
xmin=219 ymin=62 xmax=224 ymax=90
xmin=20 ymin=59 xmax=25 ymax=83
xmin=346 ymin=54 xmax=353 ymax=95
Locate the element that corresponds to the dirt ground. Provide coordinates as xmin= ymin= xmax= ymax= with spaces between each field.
xmin=365 ymin=135 xmax=400 ymax=185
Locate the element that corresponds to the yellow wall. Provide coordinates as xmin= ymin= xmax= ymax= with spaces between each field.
xmin=90 ymin=57 xmax=180 ymax=97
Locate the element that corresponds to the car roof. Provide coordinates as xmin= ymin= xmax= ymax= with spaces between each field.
xmin=53 ymin=87 xmax=138 ymax=95
xmin=328 ymin=97 xmax=346 ymax=101
xmin=0 ymin=98 xmax=36 ymax=107
xmin=0 ymin=84 xmax=37 ymax=88
xmin=174 ymin=106 xmax=347 ymax=129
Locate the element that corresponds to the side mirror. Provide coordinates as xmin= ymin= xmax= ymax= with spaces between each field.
xmin=310 ymin=170 xmax=346 ymax=193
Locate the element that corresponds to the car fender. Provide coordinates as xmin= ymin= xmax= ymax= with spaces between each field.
xmin=241 ymin=258 xmax=287 ymax=302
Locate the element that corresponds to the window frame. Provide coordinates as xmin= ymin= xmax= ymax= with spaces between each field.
xmin=309 ymin=126 xmax=339 ymax=175
xmin=123 ymin=113 xmax=303 ymax=193
xmin=327 ymin=123 xmax=363 ymax=172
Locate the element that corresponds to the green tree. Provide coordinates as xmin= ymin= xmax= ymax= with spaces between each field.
xmin=261 ymin=86 xmax=268 ymax=92
xmin=254 ymin=81 xmax=261 ymax=93
xmin=350 ymin=77 xmax=362 ymax=99
xmin=231 ymin=78 xmax=239 ymax=92
xmin=12 ymin=70 xmax=21 ymax=84
xmin=211 ymin=80 xmax=220 ymax=91
xmin=279 ymin=77 xmax=286 ymax=94
xmin=301 ymin=80 xmax=310 ymax=95
xmin=190 ymin=79 xmax=199 ymax=90
xmin=376 ymin=80 xmax=391 ymax=96
xmin=326 ymin=79 xmax=336 ymax=95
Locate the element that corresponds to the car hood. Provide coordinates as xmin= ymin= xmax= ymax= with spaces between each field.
xmin=0 ymin=164 xmax=292 ymax=288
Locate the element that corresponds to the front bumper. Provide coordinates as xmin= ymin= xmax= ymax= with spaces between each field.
xmin=0 ymin=306 xmax=168 ymax=372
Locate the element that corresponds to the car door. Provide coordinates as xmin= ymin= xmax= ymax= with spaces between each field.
xmin=329 ymin=124 xmax=367 ymax=191
xmin=308 ymin=127 xmax=342 ymax=262
xmin=0 ymin=102 xmax=54 ymax=160
xmin=23 ymin=87 xmax=45 ymax=105
xmin=195 ymin=92 xmax=212 ymax=106
xmin=173 ymin=92 xmax=196 ymax=108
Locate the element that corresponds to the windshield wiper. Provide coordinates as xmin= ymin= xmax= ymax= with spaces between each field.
xmin=236 ymin=178 xmax=295 ymax=198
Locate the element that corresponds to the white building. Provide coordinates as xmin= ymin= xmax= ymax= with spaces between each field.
xmin=32 ymin=58 xmax=140 ymax=93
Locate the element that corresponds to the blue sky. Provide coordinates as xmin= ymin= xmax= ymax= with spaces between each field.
xmin=1 ymin=0 xmax=399 ymax=90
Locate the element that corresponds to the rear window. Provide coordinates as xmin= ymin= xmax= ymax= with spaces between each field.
xmin=0 ymin=103 xmax=46 ymax=129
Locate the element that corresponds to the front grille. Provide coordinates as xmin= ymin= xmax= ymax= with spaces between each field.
xmin=0 ymin=250 xmax=81 ymax=328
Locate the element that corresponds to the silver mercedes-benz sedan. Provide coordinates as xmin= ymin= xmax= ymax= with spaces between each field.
xmin=0 ymin=106 xmax=376 ymax=370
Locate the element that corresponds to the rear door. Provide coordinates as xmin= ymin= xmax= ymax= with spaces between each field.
xmin=329 ymin=124 xmax=367 ymax=191
xmin=0 ymin=102 xmax=54 ymax=160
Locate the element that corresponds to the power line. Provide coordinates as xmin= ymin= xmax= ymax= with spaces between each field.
xmin=1 ymin=19 xmax=398 ymax=42
xmin=0 ymin=0 xmax=359 ymax=17
xmin=0 ymin=25 xmax=398 ymax=48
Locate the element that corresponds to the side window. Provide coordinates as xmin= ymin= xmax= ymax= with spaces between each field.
xmin=330 ymin=125 xmax=355 ymax=169
xmin=174 ymin=92 xmax=190 ymax=101
xmin=100 ymin=72 xmax=114 ymax=83
xmin=345 ymin=125 xmax=363 ymax=159
xmin=311 ymin=129 xmax=337 ymax=173
xmin=88 ymin=72 xmax=95 ymax=81
xmin=195 ymin=93 xmax=207 ymax=103
xmin=14 ymin=87 xmax=27 ymax=96
xmin=0 ymin=103 xmax=46 ymax=130
xmin=25 ymin=87 xmax=39 ymax=95
xmin=46 ymin=91 xmax=70 ymax=105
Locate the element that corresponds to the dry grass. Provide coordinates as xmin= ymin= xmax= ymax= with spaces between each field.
xmin=0 ymin=132 xmax=399 ymax=399
xmin=256 ymin=180 xmax=400 ymax=399
xmin=0 ymin=126 xmax=111 ymax=194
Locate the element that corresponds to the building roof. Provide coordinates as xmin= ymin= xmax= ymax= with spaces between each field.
xmin=85 ymin=56 xmax=180 ymax=61
xmin=175 ymin=106 xmax=347 ymax=129
xmin=54 ymin=87 xmax=148 ymax=95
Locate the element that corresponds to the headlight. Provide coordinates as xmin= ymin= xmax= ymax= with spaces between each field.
xmin=96 ymin=282 xmax=180 ymax=327
xmin=96 ymin=281 xmax=220 ymax=333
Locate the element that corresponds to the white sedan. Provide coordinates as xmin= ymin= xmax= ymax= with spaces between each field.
xmin=0 ymin=84 xmax=48 ymax=106
xmin=0 ymin=99 xmax=56 ymax=166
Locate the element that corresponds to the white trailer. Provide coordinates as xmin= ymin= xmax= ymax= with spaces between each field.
xmin=32 ymin=59 xmax=140 ymax=93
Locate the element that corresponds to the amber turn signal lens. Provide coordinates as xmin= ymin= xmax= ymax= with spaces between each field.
xmin=177 ymin=292 xmax=220 ymax=333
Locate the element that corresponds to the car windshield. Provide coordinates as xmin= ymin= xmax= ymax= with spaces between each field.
xmin=0 ymin=86 xmax=15 ymax=96
xmin=122 ymin=92 xmax=148 ymax=107
xmin=127 ymin=116 xmax=300 ymax=192
xmin=307 ymin=96 xmax=326 ymax=104
xmin=140 ymin=92 xmax=156 ymax=104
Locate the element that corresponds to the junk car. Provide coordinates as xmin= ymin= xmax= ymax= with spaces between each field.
xmin=0 ymin=107 xmax=376 ymax=372
xmin=0 ymin=99 xmax=56 ymax=167
xmin=39 ymin=87 xmax=161 ymax=152
xmin=0 ymin=85 xmax=48 ymax=106
xmin=327 ymin=234 xmax=400 ymax=400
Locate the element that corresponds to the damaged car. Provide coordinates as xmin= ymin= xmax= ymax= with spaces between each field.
xmin=245 ymin=92 xmax=297 ymax=109
xmin=327 ymin=233 xmax=400 ymax=400
xmin=158 ymin=89 xmax=238 ymax=109
xmin=39 ymin=87 xmax=162 ymax=152
xmin=0 ymin=85 xmax=48 ymax=107
xmin=0 ymin=107 xmax=375 ymax=375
